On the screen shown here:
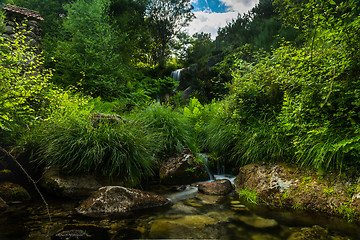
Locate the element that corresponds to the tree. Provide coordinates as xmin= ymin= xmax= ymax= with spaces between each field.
xmin=145 ymin=0 xmax=194 ymax=66
xmin=50 ymin=0 xmax=130 ymax=99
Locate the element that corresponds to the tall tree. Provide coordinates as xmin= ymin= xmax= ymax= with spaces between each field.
xmin=51 ymin=0 xmax=129 ymax=99
xmin=145 ymin=0 xmax=194 ymax=66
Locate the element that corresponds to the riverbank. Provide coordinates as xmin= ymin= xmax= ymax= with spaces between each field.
xmin=235 ymin=162 xmax=360 ymax=222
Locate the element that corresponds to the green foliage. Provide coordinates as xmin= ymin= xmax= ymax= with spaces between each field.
xmin=146 ymin=0 xmax=194 ymax=66
xmin=336 ymin=203 xmax=358 ymax=222
xmin=10 ymin=0 xmax=70 ymax=38
xmin=136 ymin=103 xmax=189 ymax=156
xmin=239 ymin=188 xmax=258 ymax=204
xmin=27 ymin=102 xmax=160 ymax=186
xmin=0 ymin=11 xmax=5 ymax=33
xmin=218 ymin=0 xmax=299 ymax=52
xmin=50 ymin=0 xmax=132 ymax=100
xmin=0 ymin=27 xmax=73 ymax=145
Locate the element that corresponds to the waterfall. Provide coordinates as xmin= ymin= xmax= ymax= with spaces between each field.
xmin=197 ymin=153 xmax=214 ymax=181
xmin=170 ymin=68 xmax=183 ymax=91
xmin=166 ymin=185 xmax=198 ymax=202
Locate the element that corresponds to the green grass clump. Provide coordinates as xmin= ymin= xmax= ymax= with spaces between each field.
xmin=239 ymin=188 xmax=258 ymax=204
xmin=135 ymin=102 xmax=190 ymax=157
xmin=30 ymin=102 xmax=160 ymax=186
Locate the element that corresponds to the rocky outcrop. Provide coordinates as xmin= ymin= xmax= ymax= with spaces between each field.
xmin=40 ymin=166 xmax=102 ymax=199
xmin=159 ymin=149 xmax=208 ymax=185
xmin=235 ymin=163 xmax=360 ymax=220
xmin=76 ymin=186 xmax=170 ymax=218
xmin=198 ymin=179 xmax=233 ymax=195
xmin=0 ymin=182 xmax=31 ymax=202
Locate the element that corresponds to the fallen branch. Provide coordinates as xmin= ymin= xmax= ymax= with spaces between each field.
xmin=0 ymin=146 xmax=51 ymax=222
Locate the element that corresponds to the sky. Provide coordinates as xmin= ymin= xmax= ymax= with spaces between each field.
xmin=186 ymin=0 xmax=259 ymax=39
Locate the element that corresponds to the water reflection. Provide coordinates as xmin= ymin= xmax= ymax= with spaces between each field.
xmin=0 ymin=190 xmax=359 ymax=239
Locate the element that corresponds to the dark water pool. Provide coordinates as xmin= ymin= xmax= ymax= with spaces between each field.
xmin=0 ymin=189 xmax=359 ymax=240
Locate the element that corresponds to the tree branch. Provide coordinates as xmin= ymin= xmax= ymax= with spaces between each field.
xmin=0 ymin=146 xmax=51 ymax=222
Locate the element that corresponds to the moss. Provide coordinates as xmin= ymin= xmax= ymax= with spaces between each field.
xmin=0 ymin=182 xmax=31 ymax=202
xmin=322 ymin=187 xmax=335 ymax=196
xmin=334 ymin=203 xmax=358 ymax=222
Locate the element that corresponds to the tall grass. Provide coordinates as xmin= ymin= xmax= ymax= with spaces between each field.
xmin=295 ymin=128 xmax=360 ymax=172
xmin=135 ymin=103 xmax=190 ymax=157
xmin=204 ymin=116 xmax=289 ymax=168
xmin=29 ymin=102 xmax=161 ymax=186
xmin=232 ymin=122 xmax=289 ymax=165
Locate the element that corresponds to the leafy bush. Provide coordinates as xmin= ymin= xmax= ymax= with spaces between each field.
xmin=226 ymin=40 xmax=360 ymax=172
xmin=28 ymin=102 xmax=160 ymax=186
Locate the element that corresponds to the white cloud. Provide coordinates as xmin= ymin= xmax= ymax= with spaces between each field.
xmin=220 ymin=0 xmax=258 ymax=12
xmin=186 ymin=11 xmax=238 ymax=38
xmin=186 ymin=0 xmax=259 ymax=39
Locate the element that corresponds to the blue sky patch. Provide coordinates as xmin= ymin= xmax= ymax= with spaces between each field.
xmin=192 ymin=0 xmax=230 ymax=13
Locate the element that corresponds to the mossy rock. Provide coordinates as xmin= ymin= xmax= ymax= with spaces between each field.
xmin=287 ymin=225 xmax=348 ymax=240
xmin=159 ymin=149 xmax=208 ymax=185
xmin=0 ymin=182 xmax=31 ymax=202
xmin=0 ymin=169 xmax=14 ymax=182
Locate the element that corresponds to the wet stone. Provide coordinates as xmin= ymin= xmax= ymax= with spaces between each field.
xmin=40 ymin=166 xmax=102 ymax=199
xmin=198 ymin=179 xmax=233 ymax=195
xmin=149 ymin=215 xmax=218 ymax=239
xmin=286 ymin=225 xmax=349 ymax=240
xmin=76 ymin=186 xmax=170 ymax=218
xmin=51 ymin=224 xmax=109 ymax=240
xmin=235 ymin=215 xmax=279 ymax=229
xmin=0 ymin=182 xmax=31 ymax=202
xmin=196 ymin=193 xmax=224 ymax=204
xmin=52 ymin=230 xmax=89 ymax=240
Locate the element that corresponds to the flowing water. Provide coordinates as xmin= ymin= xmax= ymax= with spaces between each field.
xmin=1 ymin=178 xmax=360 ymax=240
xmin=170 ymin=69 xmax=183 ymax=91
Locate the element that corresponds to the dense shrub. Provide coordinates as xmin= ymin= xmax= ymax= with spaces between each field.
xmin=135 ymin=103 xmax=189 ymax=157
xmin=25 ymin=102 xmax=161 ymax=186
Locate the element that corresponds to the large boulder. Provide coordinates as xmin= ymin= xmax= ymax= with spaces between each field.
xmin=235 ymin=163 xmax=358 ymax=219
xmin=40 ymin=166 xmax=102 ymax=199
xmin=0 ymin=182 xmax=31 ymax=202
xmin=159 ymin=149 xmax=208 ymax=185
xmin=76 ymin=186 xmax=171 ymax=218
xmin=198 ymin=179 xmax=233 ymax=195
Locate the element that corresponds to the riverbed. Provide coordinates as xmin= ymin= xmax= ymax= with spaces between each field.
xmin=0 ymin=183 xmax=359 ymax=240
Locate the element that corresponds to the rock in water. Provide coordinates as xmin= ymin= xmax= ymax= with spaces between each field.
xmin=40 ymin=166 xmax=102 ymax=199
xmin=159 ymin=148 xmax=208 ymax=185
xmin=198 ymin=179 xmax=233 ymax=195
xmin=76 ymin=186 xmax=170 ymax=218
xmin=236 ymin=215 xmax=278 ymax=229
xmin=0 ymin=182 xmax=31 ymax=202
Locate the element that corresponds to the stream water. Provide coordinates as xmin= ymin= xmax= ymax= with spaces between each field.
xmin=1 ymin=177 xmax=360 ymax=240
